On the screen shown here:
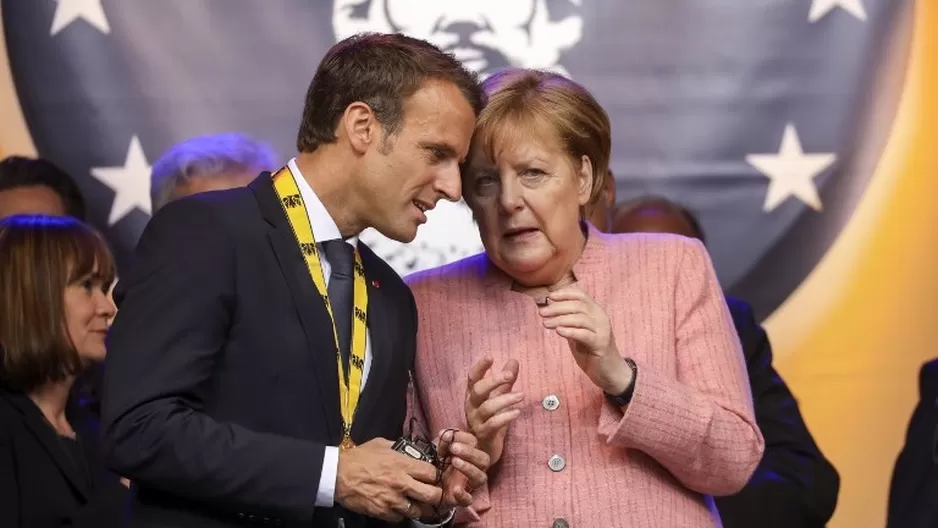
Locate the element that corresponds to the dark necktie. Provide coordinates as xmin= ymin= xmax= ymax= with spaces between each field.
xmin=322 ymin=240 xmax=354 ymax=383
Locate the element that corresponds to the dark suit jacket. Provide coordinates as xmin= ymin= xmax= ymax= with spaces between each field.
xmin=0 ymin=387 xmax=128 ymax=527
xmin=101 ymin=174 xmax=417 ymax=528
xmin=887 ymin=358 xmax=938 ymax=528
xmin=714 ymin=296 xmax=840 ymax=528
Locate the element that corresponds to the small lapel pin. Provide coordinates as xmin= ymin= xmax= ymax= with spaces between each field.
xmin=371 ymin=280 xmax=380 ymax=288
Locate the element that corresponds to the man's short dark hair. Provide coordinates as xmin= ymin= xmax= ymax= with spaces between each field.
xmin=0 ymin=156 xmax=86 ymax=219
xmin=615 ymin=195 xmax=707 ymax=244
xmin=296 ymin=32 xmax=485 ymax=153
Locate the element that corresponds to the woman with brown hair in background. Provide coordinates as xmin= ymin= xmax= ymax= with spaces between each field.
xmin=0 ymin=214 xmax=128 ymax=527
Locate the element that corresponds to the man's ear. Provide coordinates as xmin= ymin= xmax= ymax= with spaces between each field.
xmin=340 ymin=102 xmax=378 ymax=155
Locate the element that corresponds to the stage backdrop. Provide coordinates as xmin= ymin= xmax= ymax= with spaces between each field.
xmin=1 ymin=1 xmax=935 ymax=526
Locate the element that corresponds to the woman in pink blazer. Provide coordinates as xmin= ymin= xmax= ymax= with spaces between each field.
xmin=406 ymin=69 xmax=764 ymax=527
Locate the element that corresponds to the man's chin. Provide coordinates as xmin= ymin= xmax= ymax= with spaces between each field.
xmin=375 ymin=223 xmax=418 ymax=244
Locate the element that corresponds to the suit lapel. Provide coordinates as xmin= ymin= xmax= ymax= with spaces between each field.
xmin=349 ymin=246 xmax=394 ymax=441
xmin=2 ymin=391 xmax=90 ymax=500
xmin=251 ymin=175 xmax=343 ymax=443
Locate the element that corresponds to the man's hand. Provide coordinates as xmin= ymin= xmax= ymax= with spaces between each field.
xmin=335 ymin=438 xmax=443 ymax=522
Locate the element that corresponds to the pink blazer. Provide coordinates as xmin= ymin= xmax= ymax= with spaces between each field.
xmin=406 ymin=228 xmax=764 ymax=527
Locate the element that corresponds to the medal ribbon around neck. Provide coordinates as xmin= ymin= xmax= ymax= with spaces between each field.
xmin=271 ymin=166 xmax=367 ymax=447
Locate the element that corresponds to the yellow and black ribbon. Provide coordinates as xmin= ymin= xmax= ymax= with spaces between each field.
xmin=271 ymin=166 xmax=367 ymax=448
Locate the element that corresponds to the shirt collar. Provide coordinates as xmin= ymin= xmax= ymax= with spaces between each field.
xmin=287 ymin=157 xmax=358 ymax=246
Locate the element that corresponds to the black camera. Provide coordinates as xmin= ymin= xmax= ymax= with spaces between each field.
xmin=392 ymin=435 xmax=441 ymax=466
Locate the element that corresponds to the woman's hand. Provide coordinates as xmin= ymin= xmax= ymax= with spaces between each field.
xmin=538 ymin=286 xmax=634 ymax=395
xmin=465 ymin=357 xmax=523 ymax=465
xmin=434 ymin=430 xmax=489 ymax=509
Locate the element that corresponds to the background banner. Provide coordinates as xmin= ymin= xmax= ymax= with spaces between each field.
xmin=1 ymin=1 xmax=935 ymax=525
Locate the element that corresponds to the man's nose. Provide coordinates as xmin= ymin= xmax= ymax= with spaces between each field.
xmin=434 ymin=166 xmax=463 ymax=202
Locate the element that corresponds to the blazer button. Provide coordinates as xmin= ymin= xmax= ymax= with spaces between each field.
xmin=542 ymin=394 xmax=560 ymax=411
xmin=548 ymin=454 xmax=566 ymax=472
xmin=552 ymin=518 xmax=570 ymax=528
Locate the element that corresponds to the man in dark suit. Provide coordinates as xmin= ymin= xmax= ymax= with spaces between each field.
xmin=587 ymin=186 xmax=840 ymax=527
xmin=887 ymin=358 xmax=938 ymax=528
xmin=102 ymin=33 xmax=490 ymax=528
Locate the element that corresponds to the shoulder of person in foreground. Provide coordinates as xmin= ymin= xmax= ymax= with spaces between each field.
xmin=357 ymin=242 xmax=414 ymax=300
xmin=112 ymin=187 xmax=255 ymax=297
xmin=404 ymin=252 xmax=490 ymax=300
xmin=598 ymin=230 xmax=710 ymax=269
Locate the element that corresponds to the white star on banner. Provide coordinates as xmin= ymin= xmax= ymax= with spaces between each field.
xmin=745 ymin=123 xmax=837 ymax=212
xmin=91 ymin=136 xmax=152 ymax=225
xmin=809 ymin=0 xmax=867 ymax=23
xmin=50 ymin=0 xmax=111 ymax=36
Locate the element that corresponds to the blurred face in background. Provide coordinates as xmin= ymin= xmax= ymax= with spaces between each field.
xmin=584 ymin=171 xmax=615 ymax=232
xmin=168 ymin=170 xmax=257 ymax=201
xmin=611 ymin=205 xmax=698 ymax=238
xmin=0 ymin=185 xmax=67 ymax=219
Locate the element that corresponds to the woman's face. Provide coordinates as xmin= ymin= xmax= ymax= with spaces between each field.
xmin=63 ymin=265 xmax=115 ymax=365
xmin=465 ymin=130 xmax=593 ymax=285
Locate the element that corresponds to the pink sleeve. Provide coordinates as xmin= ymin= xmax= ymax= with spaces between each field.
xmin=598 ymin=238 xmax=765 ymax=495
xmin=407 ymin=323 xmax=491 ymax=525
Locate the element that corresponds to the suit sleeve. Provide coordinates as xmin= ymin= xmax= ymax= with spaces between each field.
xmin=0 ymin=433 xmax=20 ymax=528
xmin=886 ymin=360 xmax=938 ymax=528
xmin=100 ymin=198 xmax=325 ymax=520
xmin=714 ymin=299 xmax=839 ymax=527
xmin=599 ymin=239 xmax=764 ymax=495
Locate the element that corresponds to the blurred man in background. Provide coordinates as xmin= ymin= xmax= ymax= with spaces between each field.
xmin=586 ymin=180 xmax=840 ymax=528
xmin=0 ymin=155 xmax=86 ymax=219
xmin=149 ymin=132 xmax=279 ymax=213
